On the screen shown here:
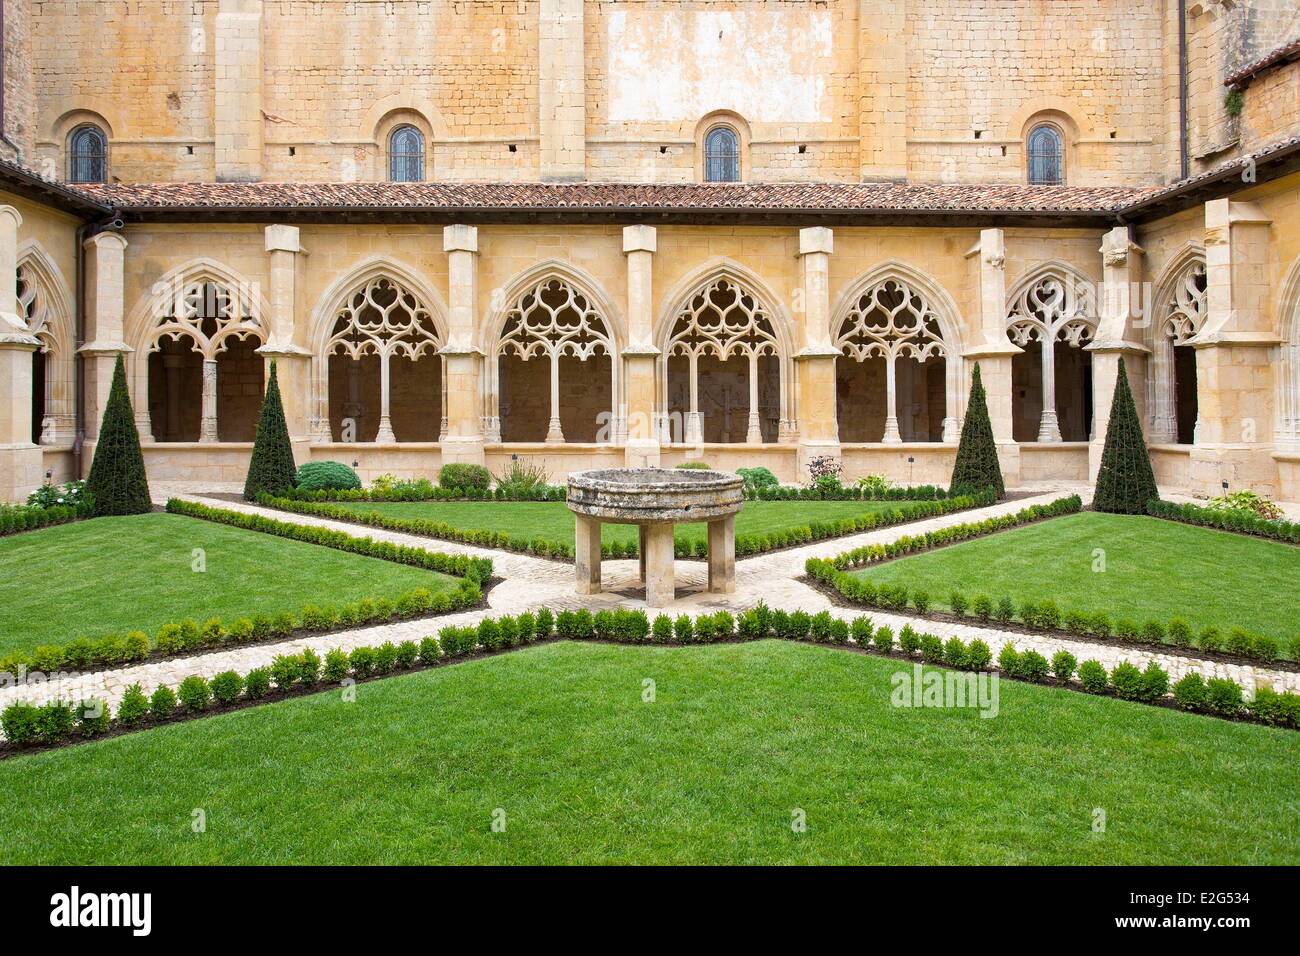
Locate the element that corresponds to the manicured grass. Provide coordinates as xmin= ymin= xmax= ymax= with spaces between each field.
xmin=0 ymin=640 xmax=1294 ymax=864
xmin=858 ymin=511 xmax=1300 ymax=642
xmin=330 ymin=499 xmax=900 ymax=549
xmin=0 ymin=513 xmax=460 ymax=656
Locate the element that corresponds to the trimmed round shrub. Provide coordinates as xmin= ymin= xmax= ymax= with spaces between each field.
xmin=295 ymin=461 xmax=361 ymax=492
xmin=1078 ymin=659 xmax=1108 ymax=694
xmin=1173 ymin=672 xmax=1208 ymax=711
xmin=439 ymin=463 xmax=491 ymax=491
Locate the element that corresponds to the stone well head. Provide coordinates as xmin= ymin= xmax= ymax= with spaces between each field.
xmin=566 ymin=467 xmax=744 ymax=524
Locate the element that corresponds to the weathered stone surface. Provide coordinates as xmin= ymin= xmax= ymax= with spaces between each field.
xmin=567 ymin=467 xmax=744 ymax=523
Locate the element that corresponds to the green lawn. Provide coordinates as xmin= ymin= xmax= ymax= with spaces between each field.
xmin=330 ymin=499 xmax=901 ymax=549
xmin=0 ymin=513 xmax=460 ymax=656
xmin=859 ymin=511 xmax=1300 ymax=641
xmin=0 ymin=640 xmax=1293 ymax=864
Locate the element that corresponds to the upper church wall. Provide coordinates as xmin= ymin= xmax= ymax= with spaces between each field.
xmin=13 ymin=1 xmax=1297 ymax=187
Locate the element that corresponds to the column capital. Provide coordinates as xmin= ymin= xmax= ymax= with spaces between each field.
xmin=265 ymin=224 xmax=301 ymax=253
xmin=798 ymin=226 xmax=833 ymax=256
xmin=1100 ymin=226 xmax=1143 ymax=266
xmin=443 ymin=223 xmax=478 ymax=254
xmin=83 ymin=230 xmax=128 ymax=254
xmin=622 ymin=224 xmax=657 ymax=254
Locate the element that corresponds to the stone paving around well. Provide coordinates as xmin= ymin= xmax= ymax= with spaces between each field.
xmin=3 ymin=481 xmax=1296 ymax=728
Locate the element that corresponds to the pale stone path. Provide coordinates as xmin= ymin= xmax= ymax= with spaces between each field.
xmin=4 ymin=483 xmax=1296 ymax=729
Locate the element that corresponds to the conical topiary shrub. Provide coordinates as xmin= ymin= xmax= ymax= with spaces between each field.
xmin=86 ymin=353 xmax=152 ymax=516
xmin=1093 ymin=357 xmax=1158 ymax=514
xmin=949 ymin=362 xmax=1005 ymax=499
xmin=243 ymin=360 xmax=297 ymax=500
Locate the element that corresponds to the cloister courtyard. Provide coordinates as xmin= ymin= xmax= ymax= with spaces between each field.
xmin=1 ymin=437 xmax=1298 ymax=863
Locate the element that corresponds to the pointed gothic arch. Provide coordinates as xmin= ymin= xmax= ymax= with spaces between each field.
xmin=830 ymin=262 xmax=962 ymax=443
xmin=1148 ymin=244 xmax=1208 ymax=444
xmin=15 ymin=242 xmax=74 ymax=445
xmin=126 ymin=258 xmax=270 ymax=443
xmin=1004 ymin=262 xmax=1098 ymax=442
xmin=655 ymin=260 xmax=794 ymax=445
xmin=482 ymin=262 xmax=621 ymax=444
xmin=1277 ymin=255 xmax=1300 ymax=450
xmin=308 ymin=258 xmax=448 ymax=444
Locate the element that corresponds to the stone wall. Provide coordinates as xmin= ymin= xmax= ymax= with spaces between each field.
xmin=1 ymin=0 xmax=36 ymax=165
xmin=22 ymin=0 xmax=1271 ymax=187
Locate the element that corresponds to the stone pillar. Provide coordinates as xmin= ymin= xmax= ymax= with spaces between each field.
xmin=199 ymin=359 xmax=219 ymax=441
xmin=215 ymin=0 xmax=263 ymax=182
xmin=962 ymin=229 xmax=1021 ymax=485
xmin=574 ymin=513 xmax=602 ymax=595
xmin=622 ymin=225 xmax=661 ymax=467
xmin=1088 ymin=227 xmax=1148 ymax=481
xmin=545 ymin=352 xmax=564 ymax=443
xmin=707 ymin=515 xmax=736 ymax=594
xmin=857 ymin=0 xmax=908 ymax=181
xmin=1188 ymin=200 xmax=1278 ymax=496
xmin=79 ymin=231 xmax=131 ymax=450
xmin=375 ymin=353 xmax=396 ymax=443
xmin=441 ymin=225 xmax=486 ymax=466
xmin=745 ymin=352 xmax=762 ymax=444
xmin=644 ymin=522 xmax=676 ymax=607
xmin=1036 ymin=335 xmax=1062 ymax=443
xmin=795 ymin=227 xmax=841 ymax=478
xmin=259 ymin=224 xmax=310 ymax=462
xmin=539 ymin=0 xmax=585 ymax=181
xmin=0 ymin=206 xmax=44 ymax=501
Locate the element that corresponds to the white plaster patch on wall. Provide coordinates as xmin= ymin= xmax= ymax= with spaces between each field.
xmin=606 ymin=9 xmax=832 ymax=124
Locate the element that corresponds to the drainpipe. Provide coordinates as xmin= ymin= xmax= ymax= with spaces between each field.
xmin=73 ymin=221 xmax=89 ymax=478
xmin=1178 ymin=0 xmax=1189 ymax=180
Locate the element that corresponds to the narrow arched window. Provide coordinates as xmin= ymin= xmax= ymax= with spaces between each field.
xmin=1026 ymin=124 xmax=1063 ymax=185
xmin=388 ymin=125 xmax=425 ymax=182
xmin=704 ymin=126 xmax=740 ymax=182
xmin=68 ymin=125 xmax=108 ymax=183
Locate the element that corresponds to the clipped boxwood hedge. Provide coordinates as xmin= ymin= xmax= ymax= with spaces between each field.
xmin=6 ymin=604 xmax=1294 ymax=754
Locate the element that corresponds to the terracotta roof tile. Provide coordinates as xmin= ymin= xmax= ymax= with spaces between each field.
xmin=75 ymin=180 xmax=1138 ymax=214
xmin=1225 ymin=36 xmax=1300 ymax=88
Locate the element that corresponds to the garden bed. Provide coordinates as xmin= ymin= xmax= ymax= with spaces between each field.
xmin=0 ymin=508 xmax=489 ymax=667
xmin=259 ymin=492 xmax=992 ymax=561
xmin=808 ymin=507 xmax=1299 ymax=664
xmin=1 ymin=637 xmax=1294 ymax=864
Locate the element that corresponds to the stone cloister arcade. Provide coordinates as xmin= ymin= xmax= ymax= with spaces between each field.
xmin=3 ymin=208 xmax=1299 ymax=502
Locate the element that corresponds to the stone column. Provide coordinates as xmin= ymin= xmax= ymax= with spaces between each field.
xmin=574 ymin=513 xmax=602 ymax=594
xmin=795 ymin=227 xmax=841 ymax=478
xmin=199 ymin=358 xmax=219 ymax=441
xmin=259 ymin=224 xmax=310 ymax=462
xmin=215 ymin=0 xmax=263 ymax=182
xmin=644 ymin=522 xmax=676 ymax=607
xmin=441 ymin=225 xmax=486 ymax=466
xmin=0 ymin=206 xmax=44 ymax=501
xmin=622 ymin=225 xmax=661 ymax=466
xmin=539 ymin=0 xmax=585 ymax=181
xmin=707 ymin=515 xmax=736 ymax=594
xmin=1036 ymin=335 xmax=1062 ymax=442
xmin=857 ymin=0 xmax=908 ymax=181
xmin=1188 ymin=199 xmax=1278 ymax=496
xmin=963 ymin=229 xmax=1021 ymax=485
xmin=746 ymin=352 xmax=761 ymax=444
xmin=685 ymin=353 xmax=703 ymax=444
xmin=79 ymin=231 xmax=131 ymax=450
xmin=545 ymin=352 xmax=564 ymax=443
xmin=1087 ymin=227 xmax=1148 ymax=481
xmin=882 ymin=354 xmax=901 ymax=443
xmin=375 ymin=352 xmax=396 ymax=443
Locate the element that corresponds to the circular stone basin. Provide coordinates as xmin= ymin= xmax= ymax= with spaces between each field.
xmin=567 ymin=467 xmax=744 ymax=523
